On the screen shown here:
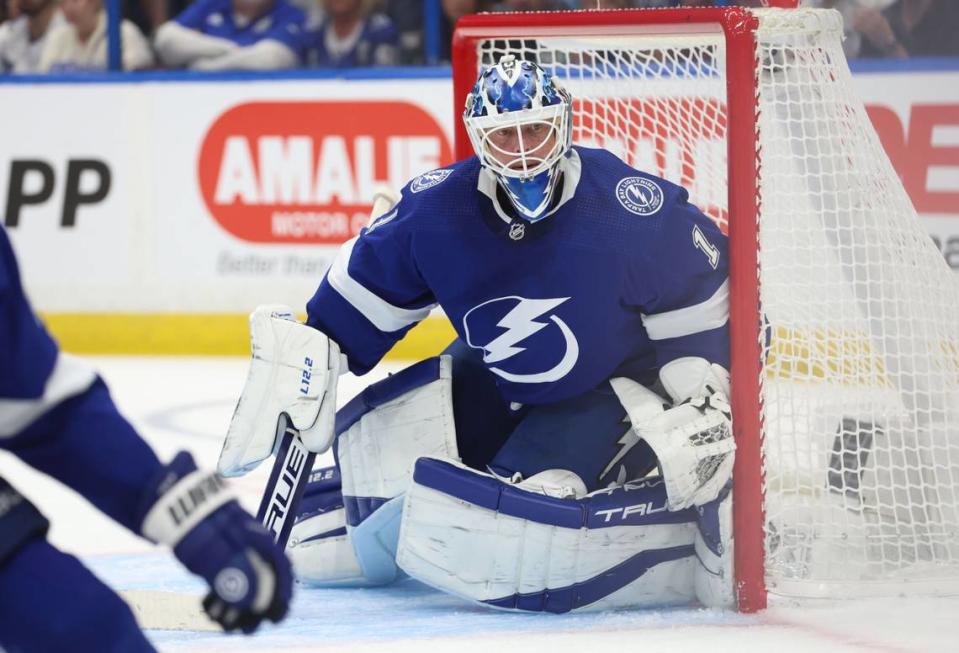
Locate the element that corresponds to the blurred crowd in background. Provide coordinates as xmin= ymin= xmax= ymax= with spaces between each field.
xmin=0 ymin=0 xmax=956 ymax=74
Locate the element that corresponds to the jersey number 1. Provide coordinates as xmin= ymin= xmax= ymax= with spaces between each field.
xmin=692 ymin=225 xmax=720 ymax=269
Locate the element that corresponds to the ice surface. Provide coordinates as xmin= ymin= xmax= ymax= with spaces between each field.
xmin=2 ymin=356 xmax=957 ymax=652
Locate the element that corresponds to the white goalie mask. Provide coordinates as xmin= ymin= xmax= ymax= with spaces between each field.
xmin=463 ymin=55 xmax=573 ymax=222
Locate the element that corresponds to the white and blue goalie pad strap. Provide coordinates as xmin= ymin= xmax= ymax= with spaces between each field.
xmin=292 ymin=467 xmax=346 ymax=542
xmin=332 ymin=356 xmax=459 ymax=584
xmin=397 ymin=457 xmax=700 ymax=613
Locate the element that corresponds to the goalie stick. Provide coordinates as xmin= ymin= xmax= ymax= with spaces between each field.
xmin=256 ymin=415 xmax=316 ymax=547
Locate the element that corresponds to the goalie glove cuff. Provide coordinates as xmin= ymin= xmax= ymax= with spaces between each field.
xmin=137 ymin=452 xmax=294 ymax=633
xmin=137 ymin=452 xmax=235 ymax=547
xmin=659 ymin=357 xmax=730 ymax=406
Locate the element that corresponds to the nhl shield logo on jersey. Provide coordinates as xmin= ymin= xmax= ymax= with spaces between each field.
xmin=410 ymin=168 xmax=453 ymax=193
xmin=462 ymin=296 xmax=580 ymax=384
xmin=615 ymin=177 xmax=664 ymax=216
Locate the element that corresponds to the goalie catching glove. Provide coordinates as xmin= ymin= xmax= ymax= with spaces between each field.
xmin=218 ymin=305 xmax=342 ymax=476
xmin=137 ymin=452 xmax=293 ymax=633
xmin=611 ymin=357 xmax=734 ymax=511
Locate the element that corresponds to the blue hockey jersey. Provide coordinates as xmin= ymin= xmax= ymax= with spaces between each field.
xmin=306 ymin=13 xmax=398 ymax=68
xmin=307 ymin=146 xmax=729 ymax=405
xmin=175 ymin=0 xmax=306 ymax=57
xmin=0 ymin=227 xmax=162 ymax=531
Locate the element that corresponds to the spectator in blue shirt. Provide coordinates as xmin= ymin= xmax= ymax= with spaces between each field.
xmin=154 ymin=0 xmax=306 ymax=70
xmin=307 ymin=0 xmax=398 ymax=68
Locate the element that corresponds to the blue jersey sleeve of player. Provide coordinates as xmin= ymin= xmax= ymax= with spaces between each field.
xmin=306 ymin=189 xmax=438 ymax=375
xmin=0 ymin=230 xmax=57 ymax=400
xmin=0 ymin=227 xmax=162 ymax=532
xmin=628 ymin=195 xmax=730 ymax=370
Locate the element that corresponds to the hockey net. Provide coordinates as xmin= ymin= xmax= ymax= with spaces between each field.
xmin=452 ymin=7 xmax=959 ymax=609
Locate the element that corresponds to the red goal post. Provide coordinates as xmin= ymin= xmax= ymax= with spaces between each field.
xmin=452 ymin=4 xmax=959 ymax=613
xmin=452 ymin=5 xmax=768 ymax=613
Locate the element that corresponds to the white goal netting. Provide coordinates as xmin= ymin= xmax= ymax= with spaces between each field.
xmin=474 ymin=8 xmax=959 ymax=598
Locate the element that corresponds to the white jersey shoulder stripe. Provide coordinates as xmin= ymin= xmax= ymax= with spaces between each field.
xmin=641 ymin=279 xmax=729 ymax=341
xmin=327 ymin=236 xmax=436 ymax=333
xmin=0 ymin=353 xmax=97 ymax=438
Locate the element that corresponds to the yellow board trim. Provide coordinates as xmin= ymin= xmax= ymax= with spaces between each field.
xmin=40 ymin=313 xmax=458 ymax=360
xmin=765 ymin=325 xmax=890 ymax=386
xmin=48 ymin=315 xmax=949 ymax=391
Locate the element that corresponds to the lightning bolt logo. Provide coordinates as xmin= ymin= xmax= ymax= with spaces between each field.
xmin=463 ymin=296 xmax=579 ymax=384
xmin=482 ymin=297 xmax=567 ymax=363
xmin=626 ymin=184 xmax=652 ymax=209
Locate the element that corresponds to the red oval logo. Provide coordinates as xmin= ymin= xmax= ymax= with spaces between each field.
xmin=198 ymin=101 xmax=453 ymax=244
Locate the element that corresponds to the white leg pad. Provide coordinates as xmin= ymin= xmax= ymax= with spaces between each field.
xmin=396 ymin=457 xmax=698 ymax=613
xmin=337 ymin=356 xmax=459 ymax=505
xmin=335 ymin=356 xmax=460 ymax=584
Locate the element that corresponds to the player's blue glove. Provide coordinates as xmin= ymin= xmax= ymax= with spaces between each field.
xmin=136 ymin=452 xmax=293 ymax=633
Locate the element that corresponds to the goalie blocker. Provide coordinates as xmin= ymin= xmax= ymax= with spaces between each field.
xmin=216 ymin=188 xmax=404 ymax=549
xmin=218 ymin=305 xmax=342 ymax=477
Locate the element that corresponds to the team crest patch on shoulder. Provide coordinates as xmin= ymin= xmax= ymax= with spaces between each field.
xmin=410 ymin=169 xmax=453 ymax=193
xmin=615 ymin=177 xmax=664 ymax=216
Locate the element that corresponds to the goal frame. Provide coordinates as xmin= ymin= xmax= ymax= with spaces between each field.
xmin=452 ymin=7 xmax=769 ymax=612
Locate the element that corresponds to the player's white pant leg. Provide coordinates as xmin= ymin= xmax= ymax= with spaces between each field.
xmin=292 ymin=356 xmax=460 ymax=586
xmin=396 ymin=457 xmax=699 ymax=613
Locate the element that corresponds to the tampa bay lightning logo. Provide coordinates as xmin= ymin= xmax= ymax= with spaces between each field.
xmin=410 ymin=169 xmax=452 ymax=194
xmin=462 ymin=296 xmax=579 ymax=384
xmin=616 ymin=177 xmax=664 ymax=216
